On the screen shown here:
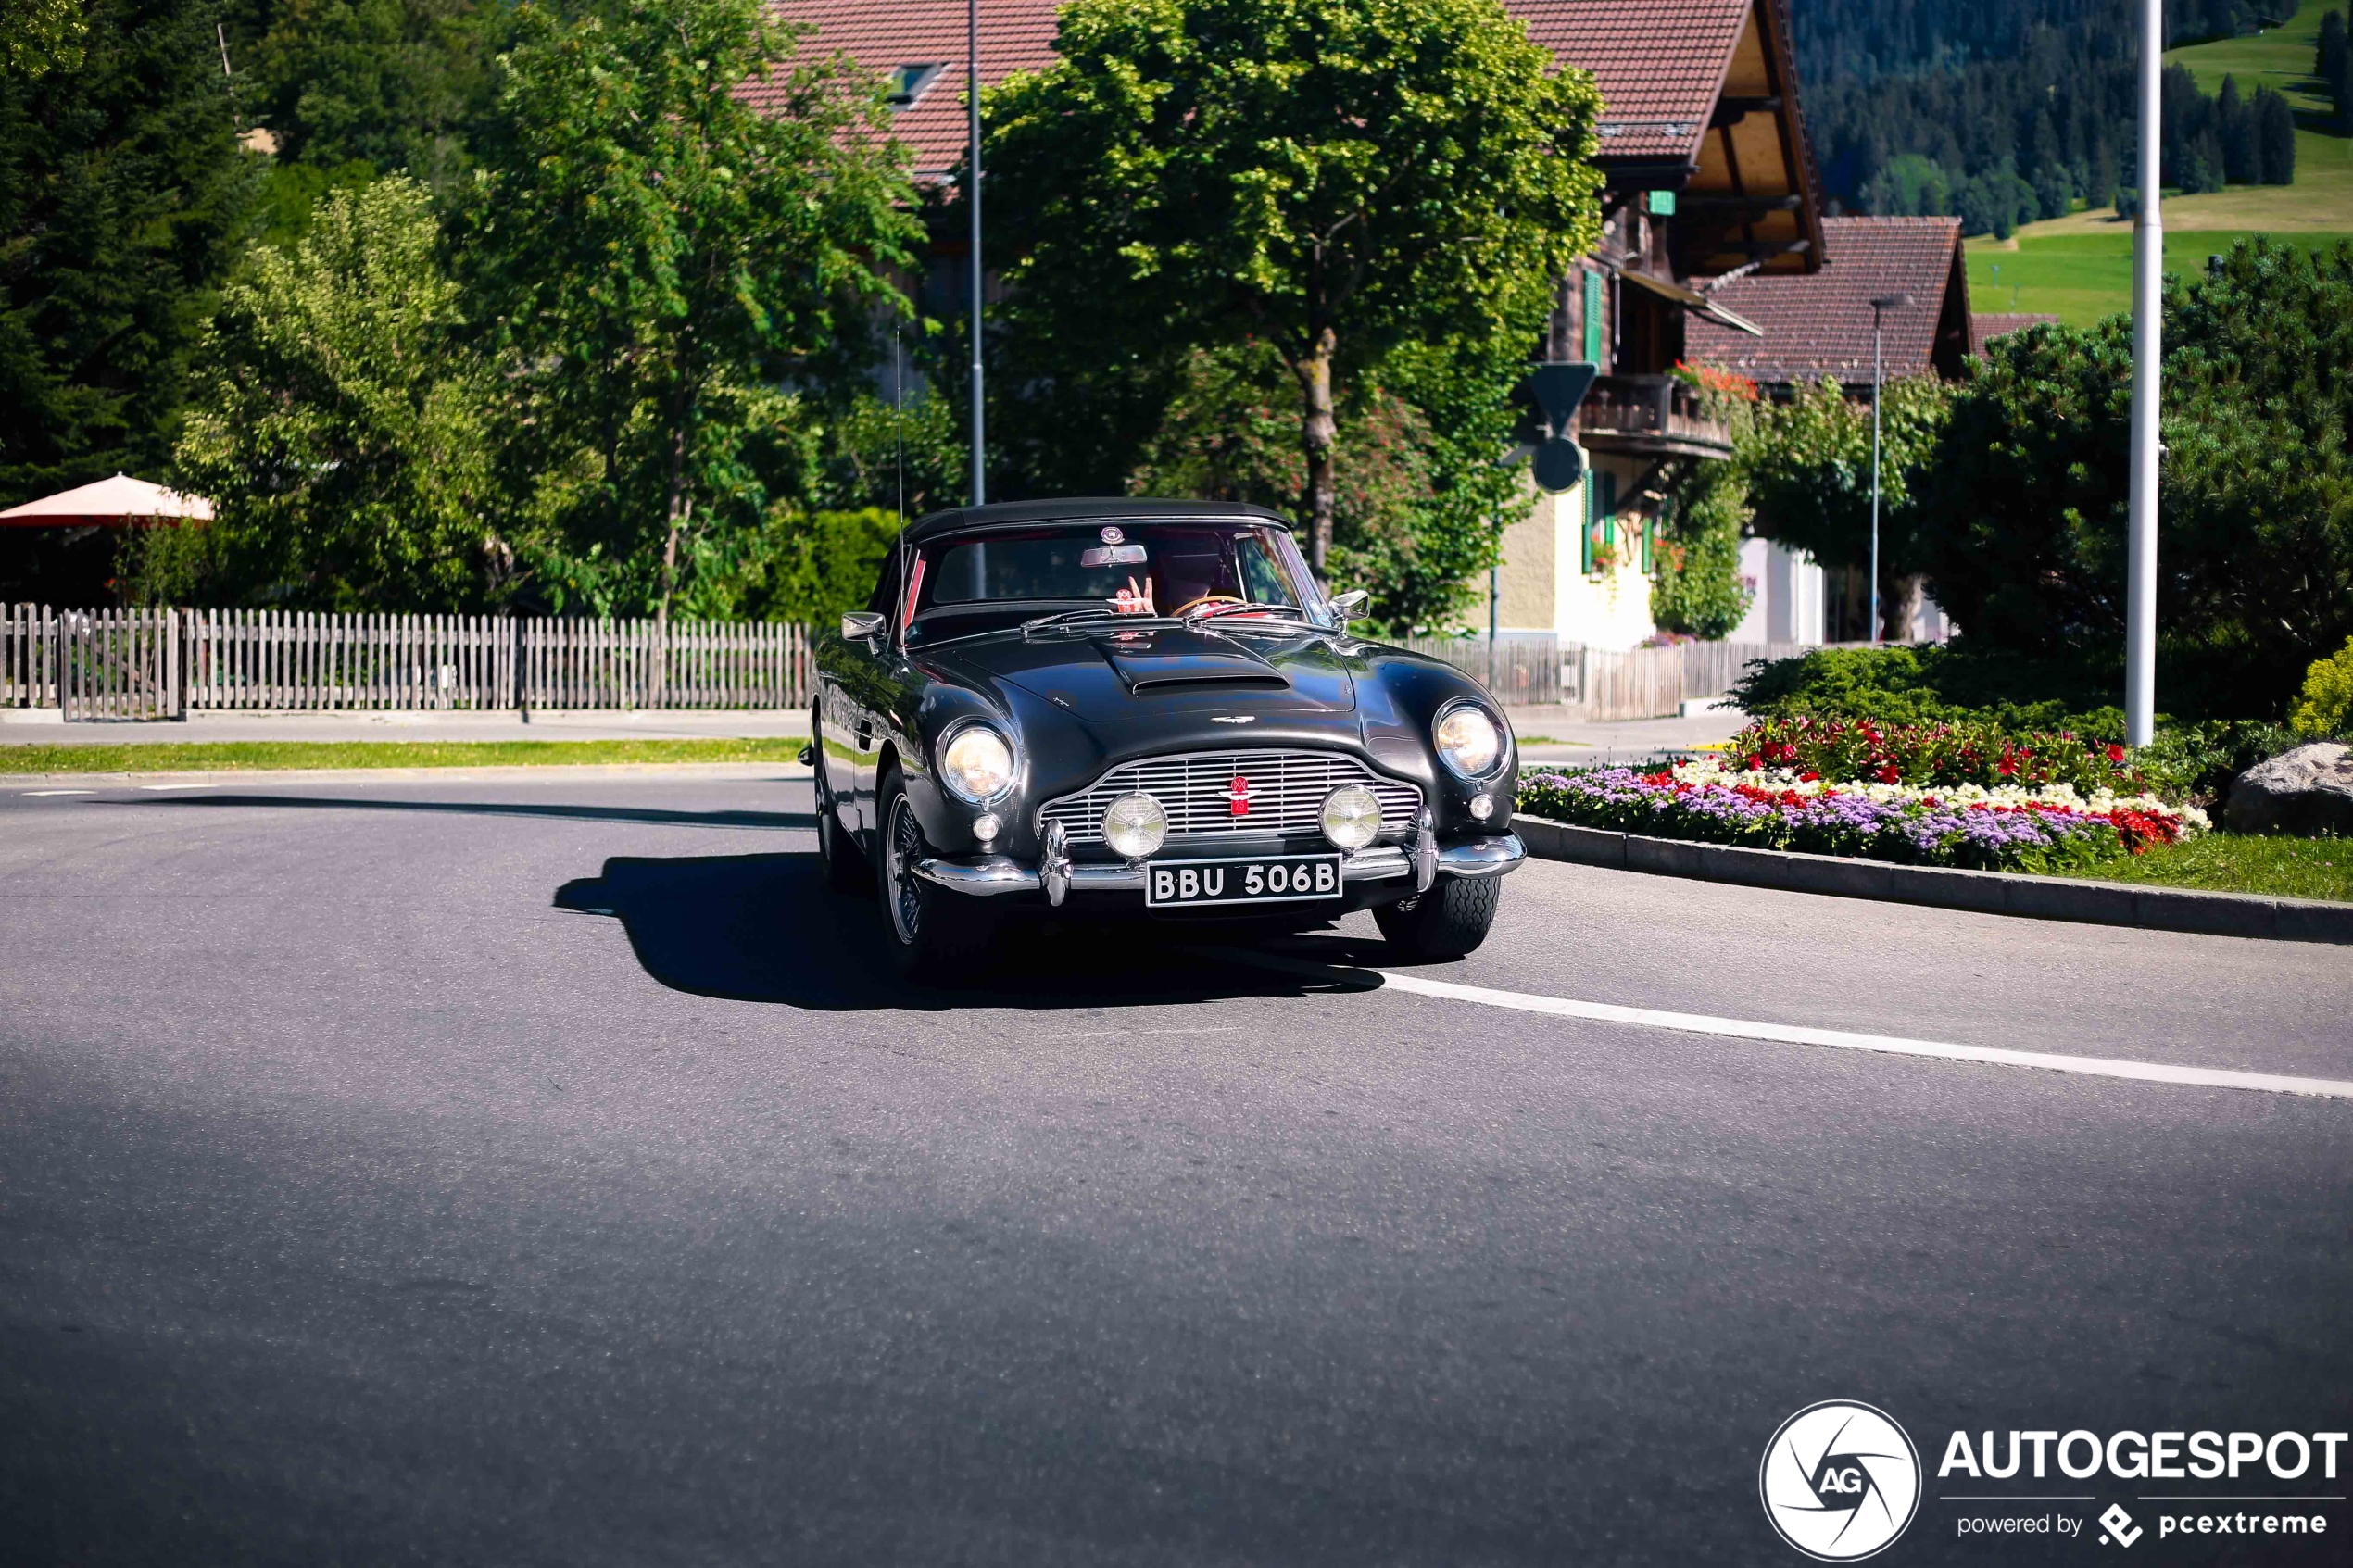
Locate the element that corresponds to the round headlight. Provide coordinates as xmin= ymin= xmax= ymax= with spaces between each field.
xmin=1321 ymin=784 xmax=1382 ymax=850
xmin=1433 ymin=704 xmax=1504 ymax=779
xmin=1101 ymin=791 xmax=1168 ymax=859
xmin=938 ymin=725 xmax=1015 ymax=804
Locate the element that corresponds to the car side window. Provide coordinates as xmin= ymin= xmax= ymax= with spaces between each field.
xmin=866 ymin=549 xmax=902 ymax=618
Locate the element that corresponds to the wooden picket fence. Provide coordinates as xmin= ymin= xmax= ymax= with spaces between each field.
xmin=1399 ymin=633 xmax=1829 ymax=721
xmin=4 ymin=605 xmax=813 ymax=717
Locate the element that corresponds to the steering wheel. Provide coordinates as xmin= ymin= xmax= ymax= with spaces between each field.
xmin=1172 ymin=593 xmax=1245 ymax=617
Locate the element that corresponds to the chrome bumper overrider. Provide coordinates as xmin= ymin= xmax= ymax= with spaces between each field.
xmin=910 ymin=834 xmax=1526 ymax=899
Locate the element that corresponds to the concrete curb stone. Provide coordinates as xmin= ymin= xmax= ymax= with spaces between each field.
xmin=1512 ymin=815 xmax=2353 ymax=945
xmin=1 ymin=761 xmax=814 ymax=789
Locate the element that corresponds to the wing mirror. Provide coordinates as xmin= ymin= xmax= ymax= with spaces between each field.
xmin=840 ymin=610 xmax=887 ymax=641
xmin=1327 ymin=589 xmax=1371 ymax=623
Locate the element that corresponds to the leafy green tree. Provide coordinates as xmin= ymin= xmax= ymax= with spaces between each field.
xmin=170 ymin=177 xmax=506 ymax=608
xmin=1650 ymin=462 xmax=1755 ymax=641
xmin=1738 ymin=372 xmax=1953 ymax=641
xmin=1913 ymin=238 xmax=2353 ymax=719
xmin=0 ymin=0 xmax=256 ymax=510
xmin=3 ymin=0 xmax=88 ymax=76
xmin=985 ymin=0 xmax=1604 ymax=574
xmin=461 ymin=0 xmax=921 ymax=619
xmin=248 ymin=0 xmax=495 ymax=183
xmin=811 ymin=387 xmax=967 ymax=521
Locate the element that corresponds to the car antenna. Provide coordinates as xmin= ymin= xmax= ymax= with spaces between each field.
xmin=894 ymin=322 xmax=907 ymax=646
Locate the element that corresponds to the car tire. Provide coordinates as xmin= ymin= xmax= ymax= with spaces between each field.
xmin=875 ymin=767 xmax=995 ymax=982
xmin=1374 ymin=874 xmax=1501 ymax=960
xmin=812 ymin=716 xmax=868 ymax=894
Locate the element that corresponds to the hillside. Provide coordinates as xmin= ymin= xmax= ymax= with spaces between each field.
xmin=1957 ymin=0 xmax=2352 ymax=322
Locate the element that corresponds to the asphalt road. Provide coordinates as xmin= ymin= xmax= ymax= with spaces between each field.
xmin=2 ymin=775 xmax=2347 ymax=1567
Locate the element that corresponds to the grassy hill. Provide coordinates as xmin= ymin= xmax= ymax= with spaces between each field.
xmin=1961 ymin=0 xmax=2352 ymax=325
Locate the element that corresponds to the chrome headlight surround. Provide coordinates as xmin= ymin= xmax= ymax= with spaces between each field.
xmin=1320 ymin=784 xmax=1383 ymax=850
xmin=1432 ymin=698 xmax=1508 ymax=781
xmin=936 ymin=720 xmax=1019 ymax=806
xmin=1101 ymin=791 xmax=1169 ymax=859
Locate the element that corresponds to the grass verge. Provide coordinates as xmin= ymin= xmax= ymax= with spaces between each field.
xmin=2044 ymin=833 xmax=2353 ymax=903
xmin=0 ymin=737 xmax=809 ymax=775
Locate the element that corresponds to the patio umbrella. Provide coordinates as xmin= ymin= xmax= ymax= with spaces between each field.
xmin=0 ymin=472 xmax=215 ymax=527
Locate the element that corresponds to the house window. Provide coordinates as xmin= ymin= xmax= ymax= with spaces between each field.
xmin=887 ymin=64 xmax=943 ymax=108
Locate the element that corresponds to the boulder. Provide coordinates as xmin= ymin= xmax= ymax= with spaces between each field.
xmin=2225 ymin=742 xmax=2353 ymax=836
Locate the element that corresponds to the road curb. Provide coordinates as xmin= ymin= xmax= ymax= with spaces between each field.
xmin=1512 ymin=815 xmax=2353 ymax=945
xmin=3 ymin=761 xmax=813 ymax=788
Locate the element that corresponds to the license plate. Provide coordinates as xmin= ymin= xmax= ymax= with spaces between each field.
xmin=1144 ymin=854 xmax=1342 ymax=908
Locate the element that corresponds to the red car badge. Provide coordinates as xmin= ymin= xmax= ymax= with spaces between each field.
xmin=1223 ymin=776 xmax=1252 ymax=817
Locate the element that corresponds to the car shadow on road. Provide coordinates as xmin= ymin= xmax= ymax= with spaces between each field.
xmin=142 ymin=794 xmax=814 ymax=830
xmin=553 ymin=851 xmax=1392 ymax=1011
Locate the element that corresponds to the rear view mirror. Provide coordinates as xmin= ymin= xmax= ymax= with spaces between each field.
xmin=841 ymin=610 xmax=887 ymax=641
xmin=1328 ymin=589 xmax=1370 ymax=622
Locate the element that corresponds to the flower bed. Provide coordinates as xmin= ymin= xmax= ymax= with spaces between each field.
xmin=1729 ymin=715 xmax=2147 ymax=795
xmin=1516 ymin=757 xmax=2209 ymax=874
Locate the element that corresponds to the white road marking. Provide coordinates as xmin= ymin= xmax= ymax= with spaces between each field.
xmin=1202 ymin=947 xmax=2353 ymax=1100
xmin=1375 ymin=970 xmax=2353 ymax=1100
xmin=21 ymin=789 xmax=94 ymax=797
xmin=136 ymin=783 xmax=217 ymax=791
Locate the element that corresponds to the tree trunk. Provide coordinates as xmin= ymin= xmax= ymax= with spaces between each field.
xmin=1295 ymin=327 xmax=1339 ymax=576
xmin=1882 ymin=570 xmax=1924 ymax=643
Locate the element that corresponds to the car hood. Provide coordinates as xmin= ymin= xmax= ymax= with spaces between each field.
xmin=929 ymin=624 xmax=1358 ymax=722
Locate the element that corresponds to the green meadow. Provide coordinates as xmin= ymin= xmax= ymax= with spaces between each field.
xmin=1962 ymin=0 xmax=2353 ymax=323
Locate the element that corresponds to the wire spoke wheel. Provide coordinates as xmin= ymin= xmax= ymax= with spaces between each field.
xmin=887 ymin=796 xmax=925 ymax=945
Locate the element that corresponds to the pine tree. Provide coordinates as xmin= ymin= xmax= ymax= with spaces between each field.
xmin=0 ymin=0 xmax=258 ymax=508
xmin=2216 ymin=74 xmax=2254 ymax=185
xmin=2254 ymin=87 xmax=2296 ymax=186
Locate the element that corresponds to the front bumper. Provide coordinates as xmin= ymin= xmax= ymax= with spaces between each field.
xmin=912 ymin=833 xmax=1526 ymax=900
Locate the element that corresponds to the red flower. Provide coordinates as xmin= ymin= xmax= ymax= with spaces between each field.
xmin=1875 ymin=763 xmax=1901 ymax=784
xmin=1799 ymin=770 xmax=1820 ymax=783
xmin=2106 ymin=744 xmax=2126 ymax=764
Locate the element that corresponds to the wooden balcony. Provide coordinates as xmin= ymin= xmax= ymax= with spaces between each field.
xmin=1574 ymin=375 xmax=1733 ymax=460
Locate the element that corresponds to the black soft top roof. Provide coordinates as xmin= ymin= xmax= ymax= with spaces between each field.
xmin=900 ymin=497 xmax=1293 ymax=547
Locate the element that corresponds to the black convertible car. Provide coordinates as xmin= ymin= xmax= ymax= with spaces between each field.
xmin=809 ymin=499 xmax=1526 ymax=978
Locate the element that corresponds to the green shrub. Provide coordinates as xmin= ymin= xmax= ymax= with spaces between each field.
xmin=2133 ymin=721 xmax=2305 ymax=803
xmin=1728 ymin=644 xmax=2123 ymax=734
xmin=2290 ymin=636 xmax=2353 ymax=738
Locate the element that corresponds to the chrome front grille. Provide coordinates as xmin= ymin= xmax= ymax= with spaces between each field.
xmin=1038 ymin=748 xmax=1422 ymax=847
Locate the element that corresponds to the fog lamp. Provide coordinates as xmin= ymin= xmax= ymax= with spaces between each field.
xmin=1101 ymin=792 xmax=1168 ymax=859
xmin=1468 ymin=793 xmax=1494 ymax=822
xmin=972 ymin=811 xmax=1001 ymax=845
xmin=1320 ymin=784 xmax=1382 ymax=850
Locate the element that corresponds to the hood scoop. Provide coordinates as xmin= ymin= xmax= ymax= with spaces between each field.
xmin=1094 ymin=628 xmax=1290 ymax=694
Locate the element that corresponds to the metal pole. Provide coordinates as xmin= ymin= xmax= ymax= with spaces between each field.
xmin=1869 ymin=310 xmax=1882 ymax=646
xmin=967 ymin=0 xmax=987 ymax=507
xmin=2124 ymin=0 xmax=2163 ymax=746
xmin=1488 ymin=503 xmax=1500 ymax=690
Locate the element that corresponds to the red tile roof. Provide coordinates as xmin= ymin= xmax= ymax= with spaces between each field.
xmin=759 ymin=0 xmax=1060 ymax=179
xmin=1683 ymin=217 xmax=1969 ymax=383
xmin=1970 ymin=311 xmax=2061 ymax=357
xmin=1505 ymin=0 xmax=1752 ymax=166
xmin=762 ymin=0 xmax=1775 ymax=180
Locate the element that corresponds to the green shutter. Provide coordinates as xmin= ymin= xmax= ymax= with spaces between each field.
xmin=1579 ymin=476 xmax=1596 ymax=574
xmin=1641 ymin=515 xmax=1655 ymax=573
xmin=1601 ymin=471 xmax=1618 ymax=554
xmin=1581 ymin=268 xmax=1603 ymax=363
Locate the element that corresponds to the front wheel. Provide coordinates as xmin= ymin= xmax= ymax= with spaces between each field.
xmin=1374 ymin=875 xmax=1501 ymax=960
xmin=875 ymin=770 xmax=994 ymax=982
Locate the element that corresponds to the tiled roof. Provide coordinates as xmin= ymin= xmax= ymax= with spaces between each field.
xmin=762 ymin=0 xmax=1768 ymax=179
xmin=1505 ymin=0 xmax=1752 ymax=166
xmin=1970 ymin=311 xmax=2061 ymax=357
xmin=1683 ymin=217 xmax=1968 ymax=383
xmin=758 ymin=0 xmax=1060 ymax=178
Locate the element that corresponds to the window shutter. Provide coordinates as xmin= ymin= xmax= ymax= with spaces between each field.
xmin=1601 ymin=471 xmax=1619 ymax=553
xmin=1581 ymin=269 xmax=1603 ymax=363
xmin=1641 ymin=515 xmax=1655 ymax=574
xmin=1580 ymin=477 xmax=1596 ymax=575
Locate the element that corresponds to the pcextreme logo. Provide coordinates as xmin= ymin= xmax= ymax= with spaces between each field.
xmin=1760 ymin=1400 xmax=1925 ymax=1562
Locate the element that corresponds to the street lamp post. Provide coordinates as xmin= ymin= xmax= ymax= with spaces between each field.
xmin=1866 ymin=292 xmax=1913 ymax=646
xmin=2124 ymin=0 xmax=2163 ymax=746
xmin=967 ymin=0 xmax=987 ymax=507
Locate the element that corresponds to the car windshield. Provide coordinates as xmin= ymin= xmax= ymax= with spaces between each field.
xmin=899 ymin=521 xmax=1327 ymax=644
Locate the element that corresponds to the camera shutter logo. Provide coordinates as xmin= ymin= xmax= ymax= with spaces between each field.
xmin=1759 ymin=1400 xmax=1922 ymax=1561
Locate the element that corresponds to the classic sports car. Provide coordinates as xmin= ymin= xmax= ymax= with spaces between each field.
xmin=809 ymin=498 xmax=1526 ymax=978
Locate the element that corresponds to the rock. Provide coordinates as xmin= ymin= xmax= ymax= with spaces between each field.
xmin=2225 ymin=742 xmax=2353 ymax=836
